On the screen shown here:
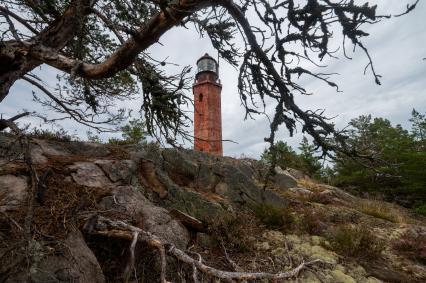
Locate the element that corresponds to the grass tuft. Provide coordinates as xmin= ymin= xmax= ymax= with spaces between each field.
xmin=357 ymin=199 xmax=405 ymax=223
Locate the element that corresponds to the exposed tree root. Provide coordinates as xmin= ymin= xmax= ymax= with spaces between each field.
xmin=87 ymin=215 xmax=322 ymax=282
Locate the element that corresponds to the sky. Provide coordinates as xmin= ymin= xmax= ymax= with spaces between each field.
xmin=1 ymin=0 xmax=425 ymax=159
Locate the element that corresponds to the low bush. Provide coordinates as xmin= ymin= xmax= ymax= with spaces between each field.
xmin=28 ymin=128 xmax=73 ymax=142
xmin=297 ymin=209 xmax=327 ymax=235
xmin=107 ymin=138 xmax=135 ymax=145
xmin=392 ymin=230 xmax=426 ymax=264
xmin=329 ymin=225 xmax=385 ymax=259
xmin=306 ymin=192 xmax=334 ymax=205
xmin=208 ymin=213 xmax=253 ymax=253
xmin=254 ymin=204 xmax=294 ymax=231
xmin=413 ymin=201 xmax=426 ymax=216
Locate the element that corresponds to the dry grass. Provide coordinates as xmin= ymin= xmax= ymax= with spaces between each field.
xmin=297 ymin=178 xmax=325 ymax=193
xmin=357 ymin=199 xmax=406 ymax=223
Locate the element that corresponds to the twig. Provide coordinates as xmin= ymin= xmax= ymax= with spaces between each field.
xmin=0 ymin=211 xmax=23 ymax=231
xmin=0 ymin=6 xmax=38 ymax=34
xmin=220 ymin=240 xmax=242 ymax=271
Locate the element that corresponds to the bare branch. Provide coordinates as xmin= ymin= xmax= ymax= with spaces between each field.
xmin=0 ymin=6 xmax=39 ymax=34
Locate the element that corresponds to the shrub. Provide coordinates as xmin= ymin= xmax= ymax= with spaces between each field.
xmin=306 ymin=192 xmax=334 ymax=205
xmin=254 ymin=204 xmax=294 ymax=231
xmin=107 ymin=138 xmax=134 ymax=145
xmin=121 ymin=118 xmax=147 ymax=144
xmin=357 ymin=199 xmax=405 ymax=223
xmin=413 ymin=201 xmax=426 ymax=216
xmin=297 ymin=209 xmax=327 ymax=235
xmin=86 ymin=130 xmax=102 ymax=143
xmin=208 ymin=213 xmax=253 ymax=252
xmin=28 ymin=128 xmax=73 ymax=142
xmin=329 ymin=225 xmax=384 ymax=259
xmin=107 ymin=118 xmax=148 ymax=145
xmin=392 ymin=230 xmax=426 ymax=264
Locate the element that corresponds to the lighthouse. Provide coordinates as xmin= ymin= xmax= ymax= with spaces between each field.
xmin=193 ymin=53 xmax=223 ymax=156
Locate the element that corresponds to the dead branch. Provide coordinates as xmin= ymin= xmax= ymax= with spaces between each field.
xmin=220 ymin=240 xmax=242 ymax=272
xmin=0 ymin=112 xmax=31 ymax=131
xmin=87 ymin=215 xmax=322 ymax=282
xmin=0 ymin=211 xmax=23 ymax=231
xmin=0 ymin=6 xmax=39 ymax=34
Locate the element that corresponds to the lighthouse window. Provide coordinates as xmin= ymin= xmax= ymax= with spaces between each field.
xmin=198 ymin=58 xmax=216 ymax=73
xmin=199 ymin=93 xmax=203 ymax=102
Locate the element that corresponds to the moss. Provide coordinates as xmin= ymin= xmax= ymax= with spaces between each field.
xmin=330 ymin=269 xmax=356 ymax=283
xmin=285 ymin=234 xmax=338 ymax=264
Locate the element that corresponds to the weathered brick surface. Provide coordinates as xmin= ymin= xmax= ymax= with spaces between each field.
xmin=193 ymin=72 xmax=223 ymax=156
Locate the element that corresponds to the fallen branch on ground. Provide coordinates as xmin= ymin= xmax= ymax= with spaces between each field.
xmin=86 ymin=215 xmax=322 ymax=282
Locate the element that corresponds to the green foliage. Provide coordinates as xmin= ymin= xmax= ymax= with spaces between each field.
xmin=108 ymin=118 xmax=148 ymax=145
xmin=261 ymin=139 xmax=322 ymax=177
xmin=261 ymin=141 xmax=301 ymax=169
xmin=86 ymin=131 xmax=101 ymax=143
xmin=332 ymin=111 xmax=426 ymax=206
xmin=107 ymin=138 xmax=134 ymax=145
xmin=254 ymin=204 xmax=294 ymax=231
xmin=409 ymin=109 xmax=426 ymax=142
xmin=329 ymin=225 xmax=385 ymax=259
xmin=413 ymin=202 xmax=426 ymax=216
xmin=121 ymin=118 xmax=148 ymax=144
xmin=298 ymin=137 xmax=323 ymax=177
xmin=28 ymin=128 xmax=73 ymax=142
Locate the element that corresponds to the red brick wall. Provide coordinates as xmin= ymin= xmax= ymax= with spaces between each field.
xmin=193 ymin=75 xmax=222 ymax=156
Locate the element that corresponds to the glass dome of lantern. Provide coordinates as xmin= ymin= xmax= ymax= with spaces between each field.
xmin=196 ymin=53 xmax=218 ymax=74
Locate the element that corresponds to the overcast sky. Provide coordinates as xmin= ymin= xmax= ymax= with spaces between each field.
xmin=1 ymin=0 xmax=425 ymax=159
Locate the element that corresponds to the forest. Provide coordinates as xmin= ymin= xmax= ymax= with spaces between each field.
xmin=262 ymin=109 xmax=426 ymax=215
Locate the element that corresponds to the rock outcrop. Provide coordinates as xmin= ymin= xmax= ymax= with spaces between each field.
xmin=0 ymin=135 xmax=425 ymax=282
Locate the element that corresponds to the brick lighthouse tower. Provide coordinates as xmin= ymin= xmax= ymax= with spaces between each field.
xmin=193 ymin=53 xmax=223 ymax=156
